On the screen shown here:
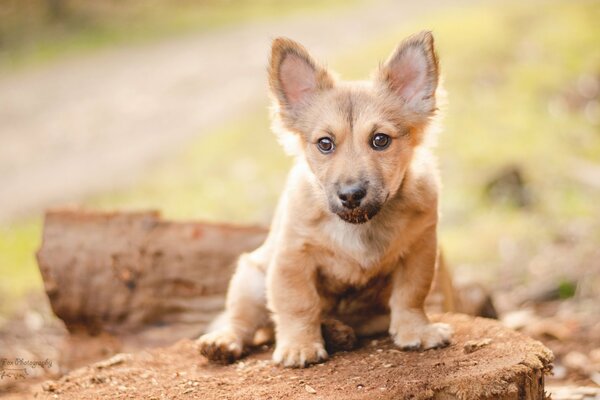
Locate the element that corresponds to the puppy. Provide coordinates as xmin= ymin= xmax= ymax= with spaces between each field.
xmin=198 ymin=31 xmax=452 ymax=368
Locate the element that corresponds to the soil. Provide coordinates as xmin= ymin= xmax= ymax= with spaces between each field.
xmin=37 ymin=314 xmax=552 ymax=400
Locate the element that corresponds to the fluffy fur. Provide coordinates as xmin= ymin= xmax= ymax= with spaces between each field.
xmin=198 ymin=31 xmax=452 ymax=368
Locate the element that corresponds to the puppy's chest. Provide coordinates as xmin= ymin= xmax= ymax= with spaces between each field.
xmin=316 ymin=218 xmax=399 ymax=285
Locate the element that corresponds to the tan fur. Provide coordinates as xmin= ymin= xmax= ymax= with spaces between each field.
xmin=198 ymin=31 xmax=452 ymax=367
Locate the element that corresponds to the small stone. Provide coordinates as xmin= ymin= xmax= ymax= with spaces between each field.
xmin=464 ymin=338 xmax=493 ymax=354
xmin=502 ymin=309 xmax=536 ymax=330
xmin=95 ymin=353 xmax=132 ymax=369
xmin=563 ymin=351 xmax=589 ymax=372
xmin=42 ymin=381 xmax=57 ymax=392
xmin=552 ymin=363 xmax=567 ymax=379
xmin=589 ymin=348 xmax=600 ymax=363
xmin=305 ymin=384 xmax=317 ymax=394
xmin=383 ymin=363 xmax=394 ymax=368
xmin=588 ymin=371 xmax=600 ymax=386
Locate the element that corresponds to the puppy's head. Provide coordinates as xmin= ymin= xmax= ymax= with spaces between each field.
xmin=269 ymin=32 xmax=440 ymax=224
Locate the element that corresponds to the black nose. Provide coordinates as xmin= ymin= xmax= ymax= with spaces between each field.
xmin=338 ymin=184 xmax=367 ymax=209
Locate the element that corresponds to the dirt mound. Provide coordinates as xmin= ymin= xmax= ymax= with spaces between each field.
xmin=39 ymin=314 xmax=552 ymax=399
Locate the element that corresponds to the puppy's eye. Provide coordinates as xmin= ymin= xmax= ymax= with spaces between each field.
xmin=317 ymin=137 xmax=335 ymax=154
xmin=371 ymin=133 xmax=391 ymax=150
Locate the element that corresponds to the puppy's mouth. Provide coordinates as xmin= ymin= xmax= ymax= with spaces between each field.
xmin=335 ymin=204 xmax=381 ymax=224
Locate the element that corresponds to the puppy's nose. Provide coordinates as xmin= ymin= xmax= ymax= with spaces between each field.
xmin=338 ymin=185 xmax=367 ymax=209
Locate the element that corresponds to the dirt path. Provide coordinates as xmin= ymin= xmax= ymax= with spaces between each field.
xmin=0 ymin=0 xmax=476 ymax=223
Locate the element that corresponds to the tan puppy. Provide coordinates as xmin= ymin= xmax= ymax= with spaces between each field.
xmin=198 ymin=31 xmax=452 ymax=368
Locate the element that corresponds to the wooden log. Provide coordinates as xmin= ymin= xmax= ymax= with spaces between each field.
xmin=35 ymin=209 xmax=494 ymax=349
xmin=36 ymin=209 xmax=267 ymax=344
xmin=39 ymin=314 xmax=554 ymax=400
xmin=35 ymin=210 xmax=551 ymax=398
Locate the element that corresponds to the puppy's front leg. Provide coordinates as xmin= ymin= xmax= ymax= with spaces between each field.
xmin=268 ymin=251 xmax=327 ymax=368
xmin=197 ymin=253 xmax=268 ymax=363
xmin=389 ymin=225 xmax=453 ymax=350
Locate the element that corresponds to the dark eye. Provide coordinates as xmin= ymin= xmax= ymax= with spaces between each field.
xmin=371 ymin=133 xmax=391 ymax=150
xmin=317 ymin=137 xmax=335 ymax=154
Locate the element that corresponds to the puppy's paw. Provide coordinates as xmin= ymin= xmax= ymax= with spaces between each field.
xmin=197 ymin=329 xmax=243 ymax=364
xmin=391 ymin=322 xmax=453 ymax=351
xmin=273 ymin=341 xmax=328 ymax=368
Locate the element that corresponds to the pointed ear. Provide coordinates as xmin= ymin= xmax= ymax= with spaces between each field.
xmin=378 ymin=31 xmax=439 ymax=114
xmin=269 ymin=37 xmax=333 ymax=114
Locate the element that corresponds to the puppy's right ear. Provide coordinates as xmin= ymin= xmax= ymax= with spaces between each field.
xmin=269 ymin=38 xmax=333 ymax=119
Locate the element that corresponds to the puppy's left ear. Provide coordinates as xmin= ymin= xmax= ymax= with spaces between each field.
xmin=269 ymin=37 xmax=334 ymax=119
xmin=377 ymin=31 xmax=439 ymax=115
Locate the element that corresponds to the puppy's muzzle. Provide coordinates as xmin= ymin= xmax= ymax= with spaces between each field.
xmin=337 ymin=184 xmax=367 ymax=209
xmin=332 ymin=182 xmax=382 ymax=224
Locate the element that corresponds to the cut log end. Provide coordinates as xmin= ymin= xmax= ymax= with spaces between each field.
xmin=40 ymin=314 xmax=553 ymax=400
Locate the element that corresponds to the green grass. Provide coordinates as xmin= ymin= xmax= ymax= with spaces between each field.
xmin=0 ymin=0 xmax=356 ymax=71
xmin=0 ymin=220 xmax=43 ymax=315
xmin=1 ymin=0 xmax=599 ymax=314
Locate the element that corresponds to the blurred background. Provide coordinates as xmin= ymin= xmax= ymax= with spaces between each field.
xmin=0 ymin=0 xmax=599 ymax=396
